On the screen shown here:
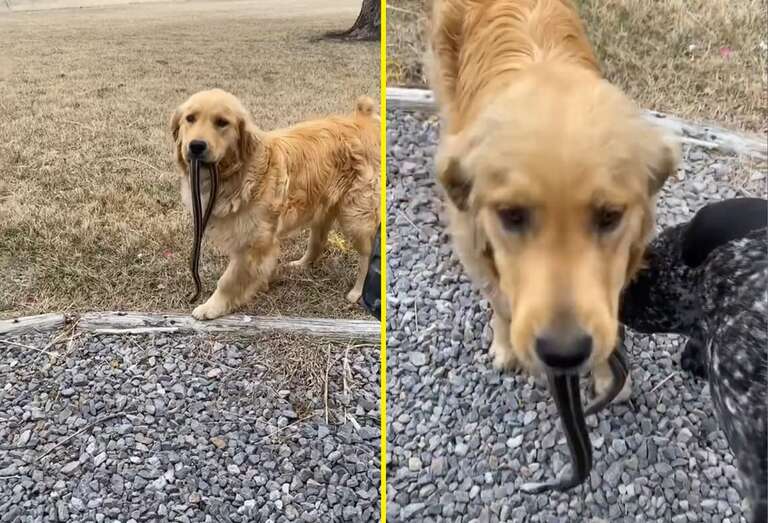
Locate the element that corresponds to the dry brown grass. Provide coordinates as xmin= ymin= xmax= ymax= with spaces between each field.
xmin=195 ymin=333 xmax=379 ymax=422
xmin=0 ymin=1 xmax=379 ymax=320
xmin=387 ymin=0 xmax=767 ymax=132
xmin=238 ymin=335 xmax=378 ymax=421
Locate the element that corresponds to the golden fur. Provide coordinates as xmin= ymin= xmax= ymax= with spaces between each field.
xmin=429 ymin=0 xmax=679 ymax=394
xmin=170 ymin=89 xmax=380 ymax=320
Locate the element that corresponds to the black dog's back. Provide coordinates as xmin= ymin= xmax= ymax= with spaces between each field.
xmin=621 ymin=198 xmax=768 ymax=523
xmin=701 ymin=228 xmax=767 ymax=523
xmin=681 ymin=197 xmax=767 ymax=267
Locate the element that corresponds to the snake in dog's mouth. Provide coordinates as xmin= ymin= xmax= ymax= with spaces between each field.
xmin=521 ymin=329 xmax=629 ymax=494
xmin=187 ymin=158 xmax=219 ymax=303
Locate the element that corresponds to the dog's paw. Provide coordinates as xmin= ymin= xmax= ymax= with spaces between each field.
xmin=489 ymin=337 xmax=519 ymax=370
xmin=287 ymin=259 xmax=310 ymax=271
xmin=593 ymin=372 xmax=633 ymax=404
xmin=346 ymin=288 xmax=362 ymax=304
xmin=192 ymin=300 xmax=229 ymax=321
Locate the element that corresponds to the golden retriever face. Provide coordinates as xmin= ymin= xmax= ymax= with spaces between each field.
xmin=170 ymin=89 xmax=256 ymax=176
xmin=437 ymin=67 xmax=679 ymax=373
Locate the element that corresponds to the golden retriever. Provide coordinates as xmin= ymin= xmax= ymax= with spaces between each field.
xmin=170 ymin=89 xmax=380 ymax=320
xmin=429 ymin=0 xmax=679 ymax=398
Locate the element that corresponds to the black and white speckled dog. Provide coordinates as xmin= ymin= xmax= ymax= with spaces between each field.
xmin=620 ymin=198 xmax=768 ymax=523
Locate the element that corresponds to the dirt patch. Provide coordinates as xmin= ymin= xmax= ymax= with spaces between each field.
xmin=387 ymin=0 xmax=767 ymax=133
xmin=0 ymin=2 xmax=379 ymax=320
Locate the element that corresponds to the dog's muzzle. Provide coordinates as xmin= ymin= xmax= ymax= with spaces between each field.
xmin=534 ymin=326 xmax=593 ymax=374
xmin=188 ymin=139 xmax=208 ymax=159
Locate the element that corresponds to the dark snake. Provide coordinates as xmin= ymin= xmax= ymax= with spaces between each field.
xmin=521 ymin=333 xmax=629 ymax=494
xmin=188 ymin=158 xmax=219 ymax=303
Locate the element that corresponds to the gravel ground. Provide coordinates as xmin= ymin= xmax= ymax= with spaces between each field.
xmin=385 ymin=109 xmax=767 ymax=523
xmin=0 ymin=331 xmax=380 ymax=522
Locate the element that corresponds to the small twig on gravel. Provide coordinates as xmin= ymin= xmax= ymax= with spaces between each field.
xmin=343 ymin=344 xmax=351 ymax=424
xmin=37 ymin=411 xmax=134 ymax=461
xmin=42 ymin=322 xmax=77 ymax=352
xmin=0 ymin=340 xmax=36 ymax=351
xmin=0 ymin=339 xmax=55 ymax=356
xmin=650 ymin=372 xmax=678 ymax=393
xmin=0 ymin=476 xmax=21 ymax=480
xmin=735 ymin=184 xmax=755 ymax=198
xmin=324 ymin=344 xmax=332 ymax=424
xmin=126 ymin=337 xmax=154 ymax=373
xmin=62 ymin=320 xmax=84 ymax=358
xmin=397 ymin=210 xmax=423 ymax=238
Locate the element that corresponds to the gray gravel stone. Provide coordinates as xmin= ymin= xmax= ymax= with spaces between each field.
xmin=507 ymin=435 xmax=524 ymax=449
xmin=409 ymin=352 xmax=428 ymax=366
xmin=0 ymin=332 xmax=380 ymax=521
xmin=678 ymin=428 xmax=694 ymax=444
xmin=0 ymin=465 xmax=19 ymax=476
xmin=60 ymin=461 xmax=79 ymax=475
xmin=17 ymin=429 xmax=31 ymax=447
xmin=56 ymin=500 xmax=69 ymax=522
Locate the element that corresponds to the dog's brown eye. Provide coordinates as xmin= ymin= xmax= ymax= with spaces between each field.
xmin=185 ymin=114 xmax=196 ymax=123
xmin=498 ymin=206 xmax=531 ymax=233
xmin=594 ymin=207 xmax=624 ymax=233
xmin=215 ymin=118 xmax=229 ymax=128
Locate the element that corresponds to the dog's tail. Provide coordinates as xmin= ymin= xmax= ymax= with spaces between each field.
xmin=354 ymin=96 xmax=377 ymax=118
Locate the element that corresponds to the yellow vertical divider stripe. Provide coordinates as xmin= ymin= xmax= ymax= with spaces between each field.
xmin=379 ymin=0 xmax=388 ymax=521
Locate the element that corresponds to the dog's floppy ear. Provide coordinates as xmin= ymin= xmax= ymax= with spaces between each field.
xmin=436 ymin=134 xmax=473 ymax=212
xmin=646 ymin=133 xmax=680 ymax=196
xmin=170 ymin=107 xmax=182 ymax=142
xmin=625 ymin=133 xmax=679 ymax=282
xmin=169 ymin=107 xmax=185 ymax=165
xmin=238 ymin=116 xmax=261 ymax=162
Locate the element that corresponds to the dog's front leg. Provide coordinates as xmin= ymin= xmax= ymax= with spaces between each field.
xmin=484 ymin=288 xmax=520 ymax=371
xmin=592 ymin=358 xmax=632 ymax=405
xmin=489 ymin=309 xmax=523 ymax=370
xmin=192 ymin=242 xmax=279 ymax=320
xmin=346 ymin=250 xmax=372 ymax=303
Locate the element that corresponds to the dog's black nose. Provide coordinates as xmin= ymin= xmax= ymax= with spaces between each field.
xmin=188 ymin=140 xmax=208 ymax=157
xmin=535 ymin=327 xmax=593 ymax=371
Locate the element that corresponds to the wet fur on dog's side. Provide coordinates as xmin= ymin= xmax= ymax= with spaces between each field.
xmin=621 ymin=198 xmax=768 ymax=523
xmin=428 ymin=0 xmax=679 ymax=395
xmin=170 ymin=89 xmax=380 ymax=320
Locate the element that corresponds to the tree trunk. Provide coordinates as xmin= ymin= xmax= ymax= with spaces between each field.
xmin=325 ymin=0 xmax=380 ymax=41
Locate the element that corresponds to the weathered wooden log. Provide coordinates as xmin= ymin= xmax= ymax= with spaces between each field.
xmin=386 ymin=87 xmax=767 ymax=161
xmin=0 ymin=313 xmax=67 ymax=337
xmin=0 ymin=311 xmax=379 ymax=343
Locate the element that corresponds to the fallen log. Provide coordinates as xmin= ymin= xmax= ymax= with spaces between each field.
xmin=0 ymin=311 xmax=379 ymax=343
xmin=386 ymin=87 xmax=767 ymax=161
xmin=0 ymin=313 xmax=67 ymax=337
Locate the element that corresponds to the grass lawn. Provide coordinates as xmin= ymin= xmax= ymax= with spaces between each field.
xmin=0 ymin=0 xmax=379 ymax=320
xmin=387 ymin=0 xmax=766 ymax=133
